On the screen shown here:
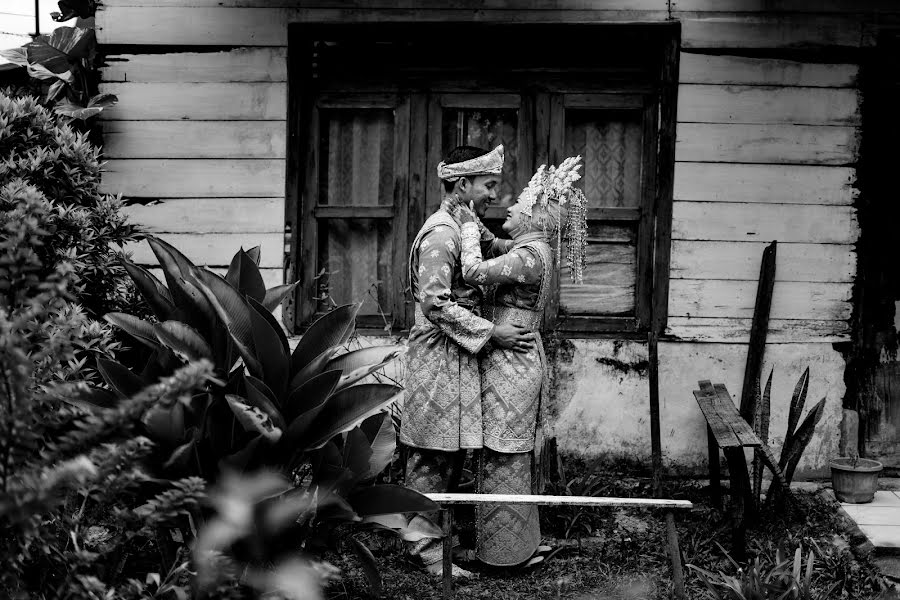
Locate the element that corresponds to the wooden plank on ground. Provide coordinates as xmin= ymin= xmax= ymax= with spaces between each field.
xmin=101 ymin=159 xmax=286 ymax=198
xmin=99 ymin=83 xmax=287 ymax=120
xmin=668 ymin=280 xmax=852 ymax=320
xmin=669 ymin=241 xmax=856 ymax=283
xmin=679 ymin=54 xmax=858 ymax=88
xmin=695 ymin=386 xmax=742 ymax=447
xmin=678 ymin=85 xmax=860 ymax=125
xmin=664 ymin=317 xmax=850 ymax=343
xmin=674 ymin=163 xmax=857 ymax=206
xmin=102 ymin=121 xmax=286 ymax=159
xmin=101 ymin=48 xmax=287 ymax=83
xmin=678 ymin=14 xmax=862 ymax=50
xmin=423 ymin=493 xmax=692 ymax=509
xmin=676 ymin=123 xmax=859 ymax=165
xmin=672 ymin=202 xmax=858 ymax=244
xmin=712 ymin=384 xmax=761 ymax=446
xmin=128 ymin=234 xmax=283 ymax=268
xmin=123 ymin=198 xmax=284 ymax=233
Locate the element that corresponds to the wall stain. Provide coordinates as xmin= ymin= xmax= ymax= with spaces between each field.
xmin=595 ymin=355 xmax=649 ymax=376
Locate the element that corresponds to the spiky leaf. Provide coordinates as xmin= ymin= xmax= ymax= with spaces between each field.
xmin=784 ymin=367 xmax=810 ymax=451
xmin=781 ymin=397 xmax=826 ymax=484
xmin=363 ymin=412 xmax=396 ymax=480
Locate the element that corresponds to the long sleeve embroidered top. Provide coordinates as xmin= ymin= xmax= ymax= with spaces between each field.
xmin=410 ymin=219 xmax=496 ymax=355
xmin=459 ymin=221 xmax=544 ymax=311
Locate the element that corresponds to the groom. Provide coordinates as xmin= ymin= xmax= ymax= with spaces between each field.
xmin=400 ymin=144 xmax=533 ymax=574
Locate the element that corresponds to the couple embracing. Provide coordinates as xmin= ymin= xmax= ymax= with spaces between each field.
xmin=400 ymin=144 xmax=587 ymax=575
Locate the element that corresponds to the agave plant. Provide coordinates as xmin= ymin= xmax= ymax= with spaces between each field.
xmin=766 ymin=367 xmax=826 ymax=506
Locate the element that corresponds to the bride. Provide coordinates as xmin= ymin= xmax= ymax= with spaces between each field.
xmin=455 ymin=156 xmax=587 ymax=567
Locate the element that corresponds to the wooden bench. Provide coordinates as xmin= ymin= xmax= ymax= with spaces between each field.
xmin=424 ymin=492 xmax=694 ymax=599
xmin=693 ymin=380 xmax=789 ymax=558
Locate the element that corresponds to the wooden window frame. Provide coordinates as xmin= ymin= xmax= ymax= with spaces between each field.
xmin=285 ymin=22 xmax=679 ymax=338
xmin=543 ymin=92 xmax=659 ymax=334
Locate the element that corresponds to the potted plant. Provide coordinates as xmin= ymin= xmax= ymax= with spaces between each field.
xmin=830 ymin=455 xmax=883 ymax=503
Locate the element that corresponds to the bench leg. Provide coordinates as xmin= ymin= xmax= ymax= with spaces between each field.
xmin=707 ymin=425 xmax=721 ymax=510
xmin=442 ymin=508 xmax=453 ymax=600
xmin=665 ymin=511 xmax=685 ymax=600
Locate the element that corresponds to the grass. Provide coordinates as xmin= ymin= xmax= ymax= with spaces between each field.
xmin=324 ymin=467 xmax=896 ymax=600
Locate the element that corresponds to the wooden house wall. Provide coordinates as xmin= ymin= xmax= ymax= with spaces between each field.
xmin=94 ymin=0 xmax=884 ymax=347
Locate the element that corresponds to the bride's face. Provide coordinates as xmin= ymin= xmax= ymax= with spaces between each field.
xmin=502 ymin=201 xmax=524 ymax=234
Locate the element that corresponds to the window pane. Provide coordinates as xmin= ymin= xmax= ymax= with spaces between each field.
xmin=565 ymin=109 xmax=643 ymax=208
xmin=319 ymin=109 xmax=395 ymax=206
xmin=560 ymin=223 xmax=636 ymax=316
xmin=317 ymin=219 xmax=393 ymax=316
xmin=441 ymin=108 xmax=519 ymax=206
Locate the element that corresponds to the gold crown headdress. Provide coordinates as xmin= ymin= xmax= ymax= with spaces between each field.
xmin=517 ymin=155 xmax=588 ymax=284
xmin=437 ymin=144 xmax=505 ymax=182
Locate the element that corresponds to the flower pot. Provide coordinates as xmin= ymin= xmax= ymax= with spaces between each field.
xmin=830 ymin=457 xmax=883 ymax=503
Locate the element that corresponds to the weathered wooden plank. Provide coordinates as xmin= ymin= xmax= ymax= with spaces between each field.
xmin=129 ymin=234 xmax=282 ymax=268
xmin=668 ymin=280 xmax=852 ymax=320
xmin=678 ymin=85 xmax=860 ymax=125
xmin=560 ymin=280 xmax=635 ymax=315
xmin=672 ymin=202 xmax=858 ymax=244
xmin=712 ymin=384 xmax=761 ymax=446
xmin=673 ymin=0 xmax=900 ymax=12
xmin=102 ymin=0 xmax=667 ymax=7
xmin=678 ymin=14 xmax=862 ymax=50
xmin=101 ymin=159 xmax=285 ymax=197
xmin=0 ymin=13 xmax=33 ymax=36
xmin=123 ymin=198 xmax=284 ymax=233
xmin=677 ymin=123 xmax=859 ymax=165
xmin=102 ymin=121 xmax=286 ymax=159
xmin=696 ymin=389 xmax=742 ymax=447
xmin=674 ymin=163 xmax=857 ymax=205
xmin=99 ymin=83 xmax=287 ymax=120
xmin=669 ymin=241 xmax=856 ymax=283
xmin=101 ymin=48 xmax=287 ymax=83
xmin=679 ymin=54 xmax=858 ymax=88
xmin=96 ymin=6 xmax=670 ymax=45
xmin=665 ymin=317 xmax=850 ymax=343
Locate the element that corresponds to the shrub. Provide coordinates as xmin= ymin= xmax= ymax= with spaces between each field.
xmin=0 ymin=188 xmax=213 ymax=599
xmin=0 ymin=90 xmax=141 ymax=319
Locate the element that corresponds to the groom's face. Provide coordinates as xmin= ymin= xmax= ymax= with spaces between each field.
xmin=462 ymin=174 xmax=501 ymax=218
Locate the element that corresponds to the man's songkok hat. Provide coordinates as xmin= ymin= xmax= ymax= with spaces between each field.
xmin=436 ymin=144 xmax=504 ymax=182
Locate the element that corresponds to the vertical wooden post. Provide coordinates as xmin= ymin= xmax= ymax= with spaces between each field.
xmin=649 ymin=330 xmax=663 ymax=497
xmin=707 ymin=424 xmax=721 ymax=509
xmin=739 ymin=241 xmax=777 ymax=420
xmin=666 ymin=511 xmax=686 ymax=600
xmin=442 ymin=508 xmax=453 ymax=600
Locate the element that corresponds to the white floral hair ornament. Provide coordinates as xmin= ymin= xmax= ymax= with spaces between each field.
xmin=517 ymin=155 xmax=588 ymax=284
